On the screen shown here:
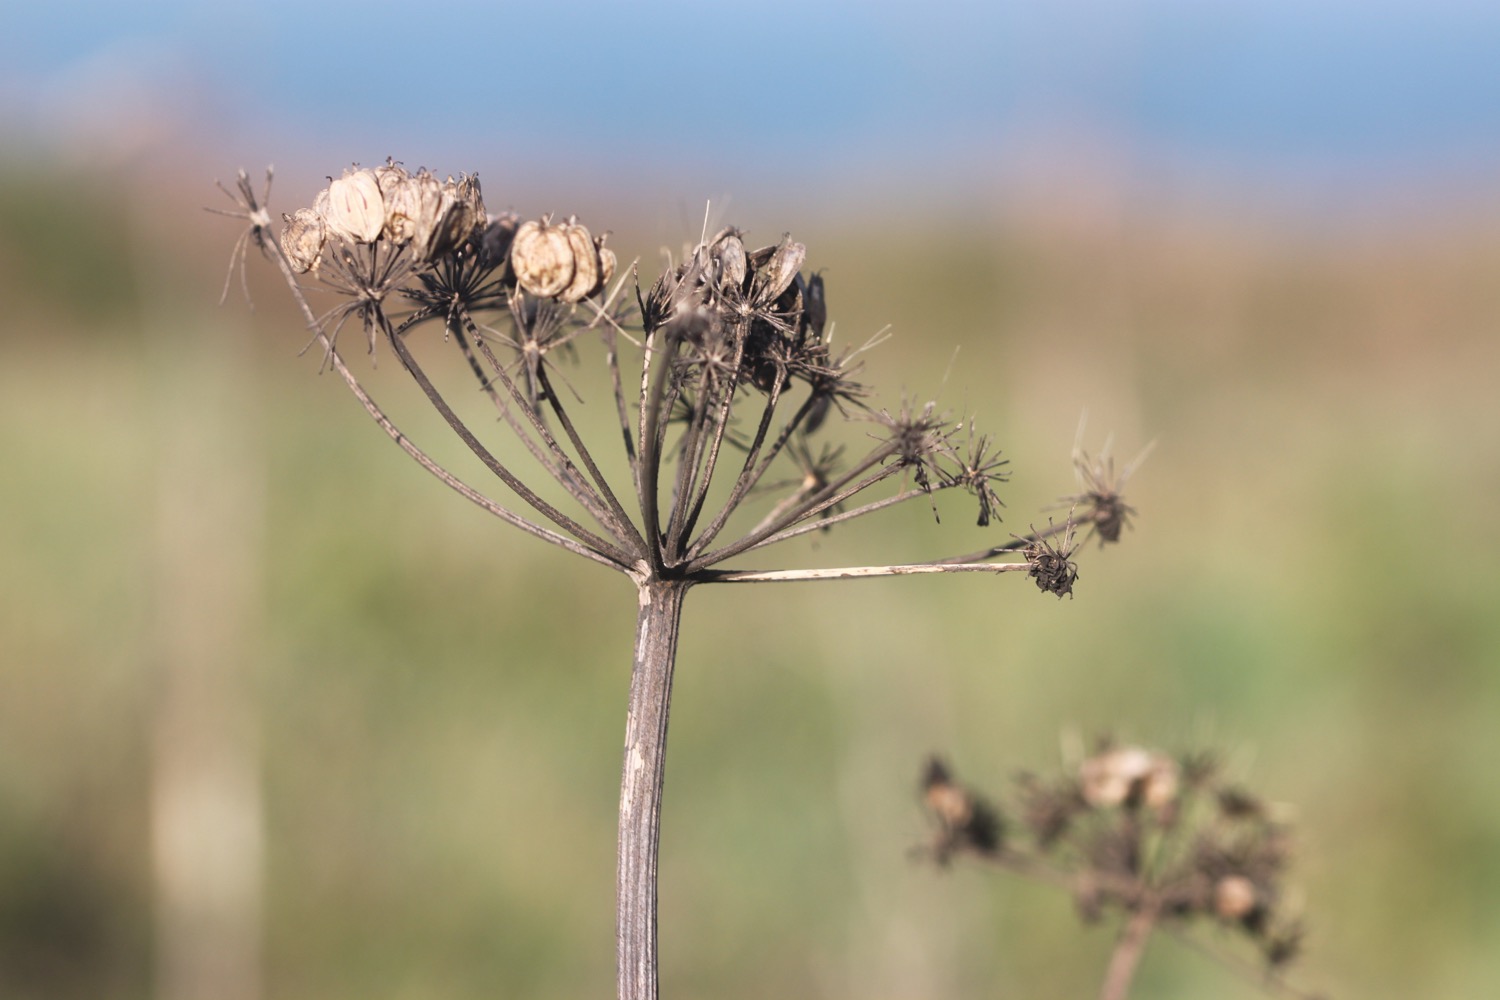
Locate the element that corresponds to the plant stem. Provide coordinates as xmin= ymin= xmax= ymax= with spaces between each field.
xmin=1099 ymin=906 xmax=1158 ymax=1000
xmin=618 ymin=578 xmax=690 ymax=1000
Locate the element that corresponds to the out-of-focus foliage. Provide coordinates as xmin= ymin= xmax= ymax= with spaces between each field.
xmin=1 ymin=159 xmax=1498 ymax=1000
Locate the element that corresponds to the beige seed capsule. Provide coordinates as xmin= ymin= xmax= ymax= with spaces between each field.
xmin=1214 ymin=875 xmax=1259 ymax=920
xmin=595 ymin=235 xmax=617 ymax=292
xmin=420 ymin=177 xmax=472 ymax=261
xmin=280 ymin=207 xmax=326 ymax=273
xmin=324 ymin=167 xmax=385 ymax=244
xmin=749 ymin=235 xmax=806 ymax=306
xmin=376 ymin=163 xmax=421 ymax=244
xmin=453 ymin=173 xmax=486 ymax=245
xmin=557 ymin=221 xmax=599 ymax=303
xmin=510 ymin=218 xmax=575 ymax=298
xmin=712 ymin=232 xmax=747 ymax=291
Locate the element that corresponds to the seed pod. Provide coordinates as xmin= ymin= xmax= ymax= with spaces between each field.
xmin=510 ymin=218 xmax=575 ymax=298
xmin=595 ymin=234 xmax=617 ymax=292
xmin=557 ymin=220 xmax=599 ymax=303
xmin=453 ymin=173 xmax=486 ymax=244
xmin=802 ymin=272 xmax=827 ymax=339
xmin=749 ymin=235 xmax=806 ymax=307
xmin=479 ymin=212 xmax=519 ymax=269
xmin=323 ymin=167 xmax=385 ymax=244
xmin=712 ymin=232 xmax=747 ymax=292
xmin=1214 ymin=875 xmax=1259 ymax=921
xmin=281 ymin=207 xmax=326 ymax=273
xmin=376 ymin=163 xmax=421 ymax=244
xmin=405 ymin=170 xmax=446 ymax=260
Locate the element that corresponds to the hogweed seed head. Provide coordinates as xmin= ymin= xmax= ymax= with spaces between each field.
xmin=919 ymin=746 xmax=1312 ymax=990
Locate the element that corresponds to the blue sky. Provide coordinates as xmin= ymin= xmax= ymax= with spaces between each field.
xmin=6 ymin=1 xmax=1500 ymax=197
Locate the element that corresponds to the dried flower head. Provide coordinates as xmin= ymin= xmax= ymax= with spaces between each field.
xmin=916 ymin=742 xmax=1314 ymax=996
xmin=1020 ymin=518 xmax=1079 ymax=598
xmin=1056 ymin=419 xmax=1153 ymax=546
xmin=223 ymin=158 xmax=1150 ymax=1000
xmin=919 ymin=757 xmax=1002 ymax=863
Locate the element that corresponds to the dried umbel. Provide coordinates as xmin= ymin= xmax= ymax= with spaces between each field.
xmin=919 ymin=747 xmax=1312 ymax=997
xmin=218 ymin=159 xmax=1144 ymax=1000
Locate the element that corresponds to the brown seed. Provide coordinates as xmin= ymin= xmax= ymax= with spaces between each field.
xmin=280 ymin=207 xmax=326 ymax=273
xmin=557 ymin=221 xmax=599 ymax=303
xmin=323 ymin=167 xmax=385 ymax=244
xmin=510 ymin=218 xmax=575 ymax=298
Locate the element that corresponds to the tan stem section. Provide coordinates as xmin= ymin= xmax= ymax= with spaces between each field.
xmin=617 ymin=581 xmax=689 ymax=1000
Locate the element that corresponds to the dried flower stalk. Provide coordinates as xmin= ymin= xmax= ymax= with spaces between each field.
xmin=217 ymin=163 xmax=1143 ymax=1000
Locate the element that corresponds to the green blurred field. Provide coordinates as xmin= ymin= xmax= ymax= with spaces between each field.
xmin=2 ymin=161 xmax=1498 ymax=1000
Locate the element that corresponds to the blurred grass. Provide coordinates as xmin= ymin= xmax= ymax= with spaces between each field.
xmin=1 ymin=160 xmax=1498 ymax=1000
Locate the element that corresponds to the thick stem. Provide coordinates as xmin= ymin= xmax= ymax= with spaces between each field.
xmin=618 ymin=579 xmax=690 ymax=1000
xmin=1099 ymin=906 xmax=1157 ymax=1000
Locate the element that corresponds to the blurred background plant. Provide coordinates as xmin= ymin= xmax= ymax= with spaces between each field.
xmin=919 ymin=746 xmax=1318 ymax=1000
xmin=4 ymin=2 xmax=1500 ymax=999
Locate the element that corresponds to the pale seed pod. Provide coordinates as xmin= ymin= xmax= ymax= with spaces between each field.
xmin=406 ymin=170 xmax=446 ymax=260
xmin=479 ymin=213 xmax=519 ymax=268
xmin=557 ymin=221 xmax=599 ymax=303
xmin=417 ymin=176 xmax=473 ymax=261
xmin=280 ymin=207 xmax=326 ymax=273
xmin=595 ymin=234 xmax=617 ymax=292
xmin=510 ymin=218 xmax=575 ymax=298
xmin=323 ymin=167 xmax=385 ymax=244
xmin=712 ymin=232 xmax=747 ymax=291
xmin=749 ymin=235 xmax=806 ymax=306
xmin=376 ymin=163 xmax=421 ymax=244
xmin=453 ymin=173 xmax=486 ymax=244
xmin=1214 ymin=875 xmax=1259 ymax=921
